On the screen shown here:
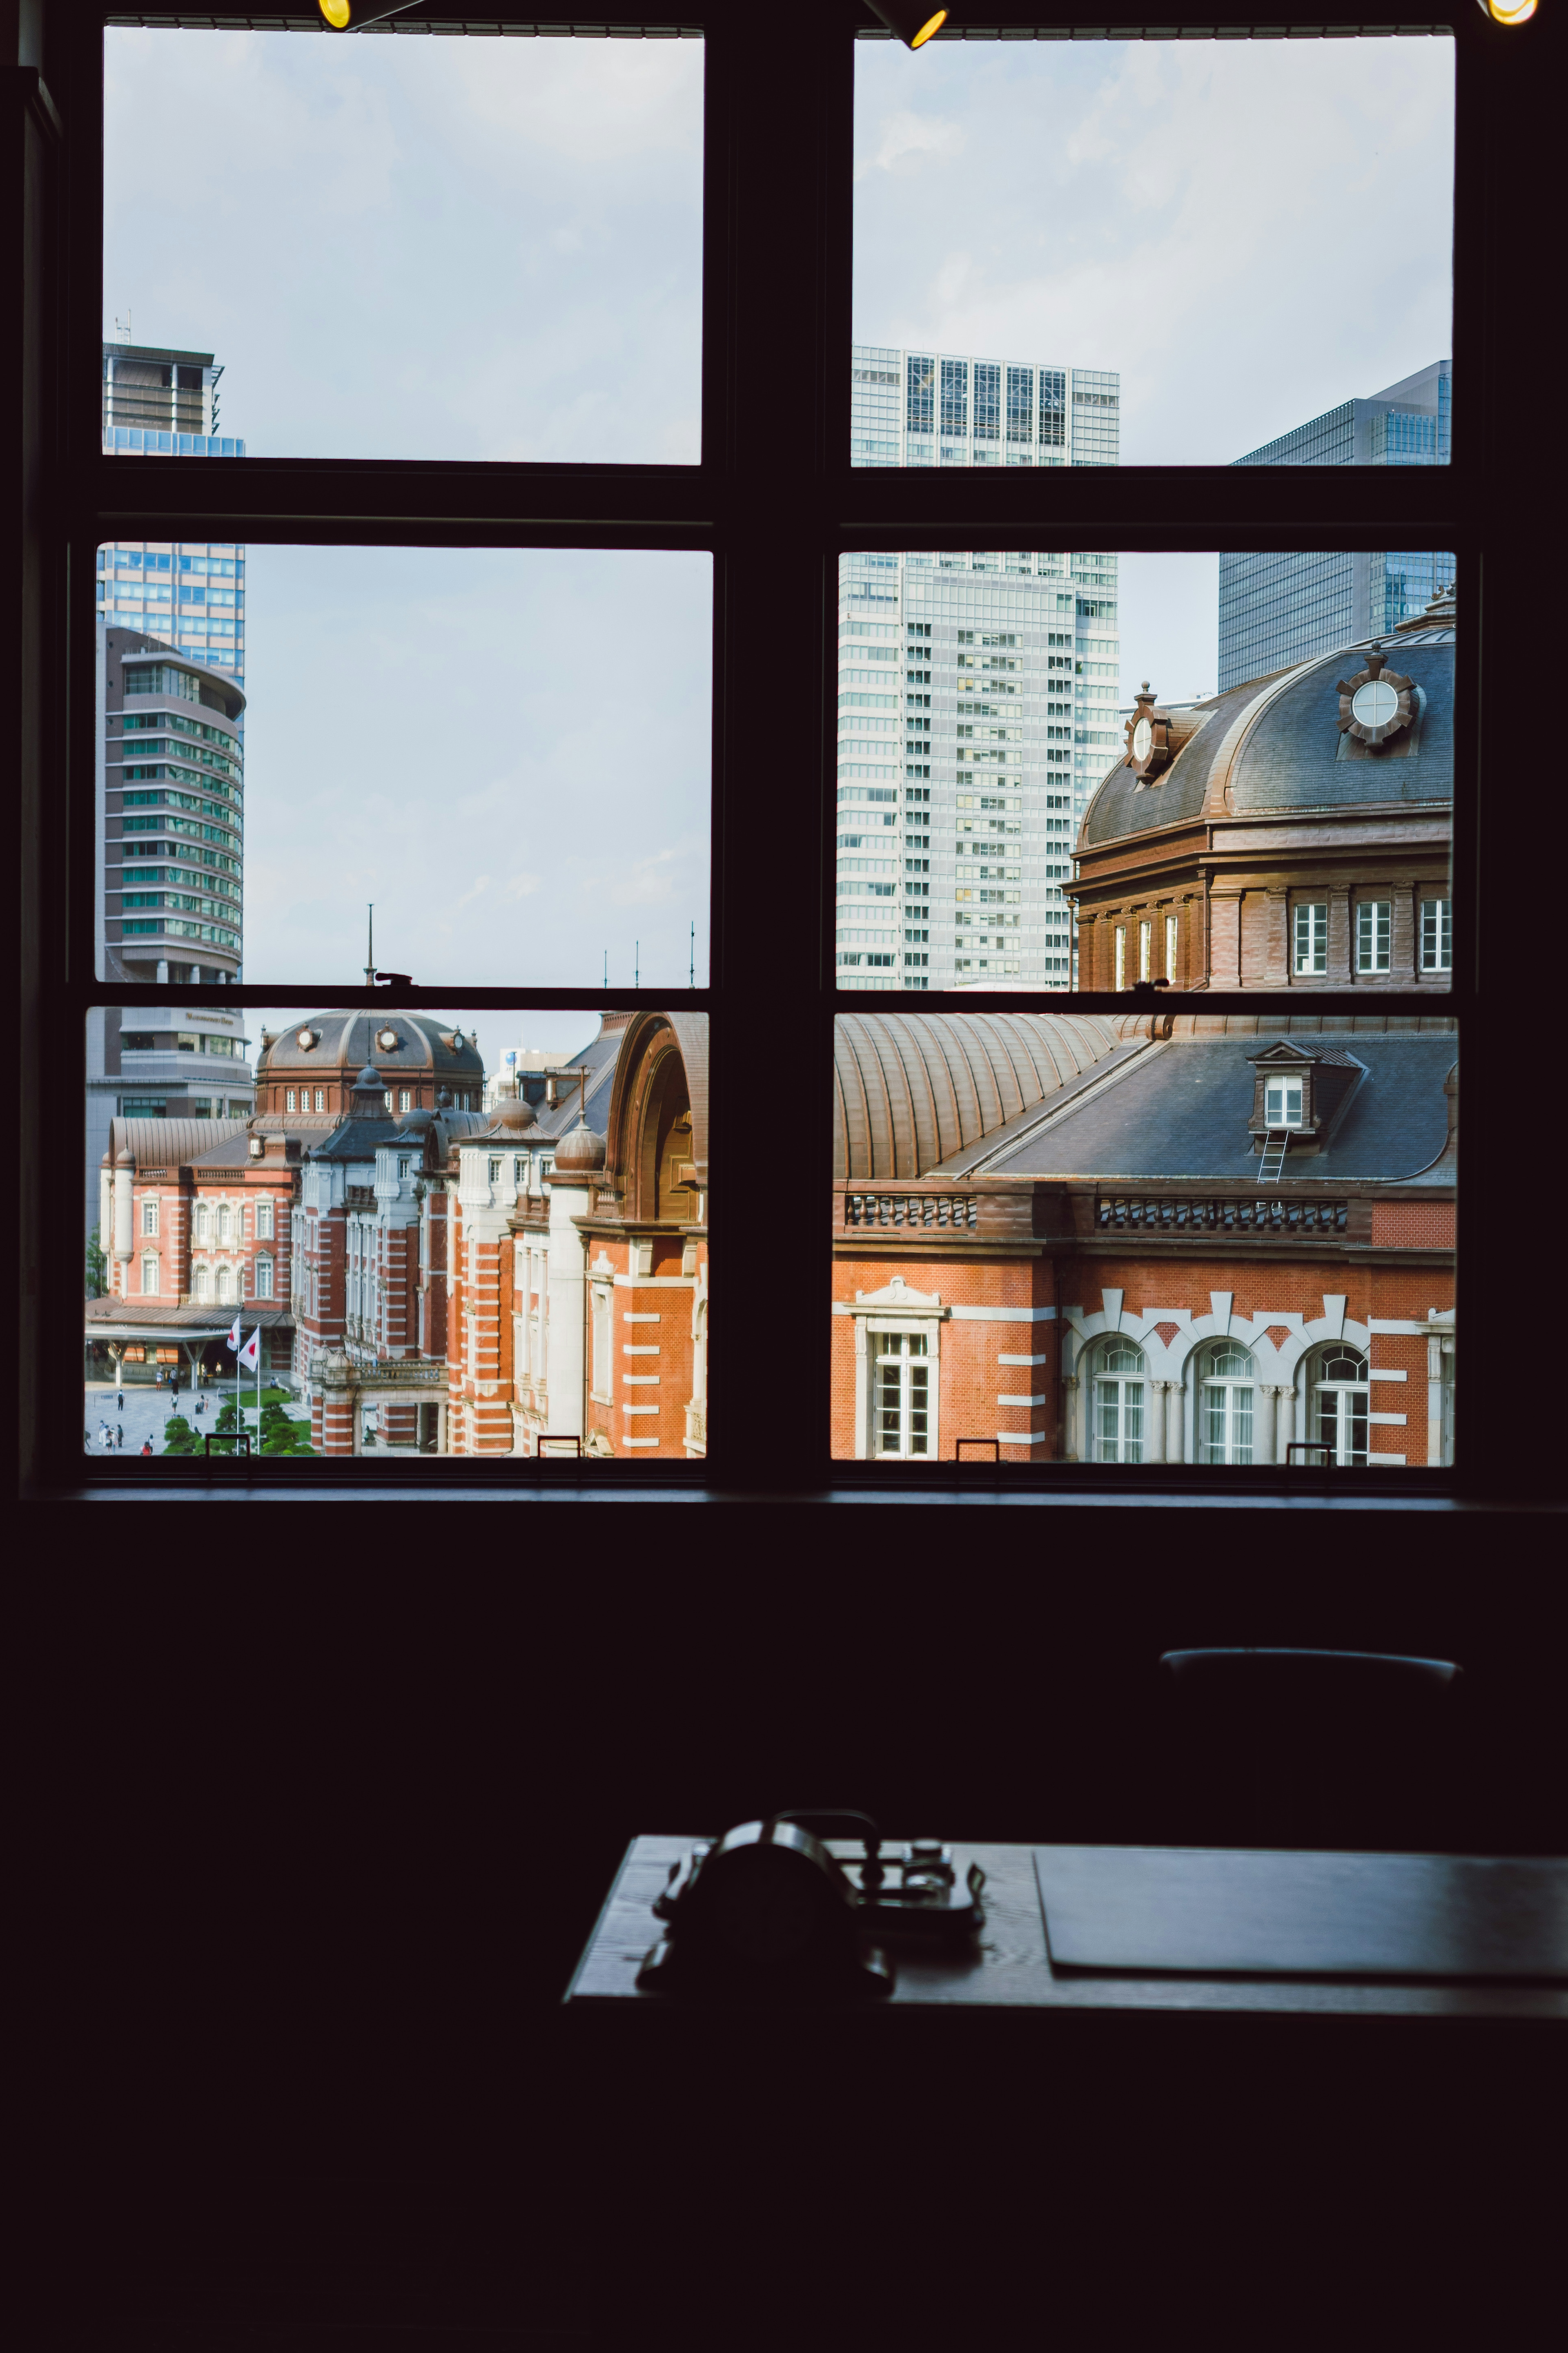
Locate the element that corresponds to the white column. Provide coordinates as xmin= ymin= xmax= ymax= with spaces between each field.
xmin=1254 ymin=1382 xmax=1276 ymax=1469
xmin=1144 ymin=1380 xmax=1165 ymax=1464
xmin=1274 ymin=1383 xmax=1295 ymax=1464
xmin=1060 ymin=1374 xmax=1078 ymax=1461
xmin=546 ymin=1173 xmax=591 ymax=1442
xmin=1166 ymin=1377 xmax=1185 ymax=1465
xmin=113 ymin=1163 xmax=134 ymax=1262
xmin=99 ymin=1165 xmax=113 ymax=1252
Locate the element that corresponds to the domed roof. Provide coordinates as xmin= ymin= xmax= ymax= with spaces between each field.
xmin=1081 ymin=607 xmax=1455 ymax=854
xmin=255 ymin=1010 xmax=483 ymax=1077
xmin=553 ymin=1119 xmax=607 ymax=1172
xmin=490 ymin=1095 xmax=537 ymax=1132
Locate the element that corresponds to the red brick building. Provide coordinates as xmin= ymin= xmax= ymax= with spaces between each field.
xmin=832 ymin=1009 xmax=1455 ymax=1468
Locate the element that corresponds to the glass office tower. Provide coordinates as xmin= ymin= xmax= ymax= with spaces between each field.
xmin=844 ymin=348 xmax=1121 ymax=991
xmin=85 ymin=340 xmax=252 ymax=1243
xmin=1218 ymin=360 xmax=1453 ymax=691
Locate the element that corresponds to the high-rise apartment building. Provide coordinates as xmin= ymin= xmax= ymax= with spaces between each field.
xmin=85 ymin=340 xmax=252 ymax=1244
xmin=1218 ymin=360 xmax=1453 ymax=691
xmin=844 ymin=347 xmax=1121 ymax=990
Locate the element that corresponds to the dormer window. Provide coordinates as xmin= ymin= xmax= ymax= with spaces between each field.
xmin=1265 ymin=1076 xmax=1304 ymax=1129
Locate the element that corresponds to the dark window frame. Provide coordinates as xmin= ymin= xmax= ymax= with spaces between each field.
xmin=14 ymin=2 xmax=1554 ymax=1503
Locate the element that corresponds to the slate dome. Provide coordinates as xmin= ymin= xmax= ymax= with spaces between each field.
xmin=254 ymin=1009 xmax=484 ymax=1115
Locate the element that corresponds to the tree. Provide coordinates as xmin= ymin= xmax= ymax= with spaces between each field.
xmin=86 ymin=1224 xmax=107 ymax=1298
xmin=161 ymin=1415 xmax=198 ymax=1456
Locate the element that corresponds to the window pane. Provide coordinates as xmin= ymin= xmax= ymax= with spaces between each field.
xmin=83 ymin=1004 xmax=709 ymax=1465
xmin=837 ymin=553 xmax=1452 ymax=996
xmin=853 ymin=37 xmax=1451 ymax=467
xmin=831 ymin=1011 xmax=1458 ymax=1470
xmin=104 ymin=29 xmax=702 ymax=464
xmin=98 ymin=545 xmax=710 ymax=990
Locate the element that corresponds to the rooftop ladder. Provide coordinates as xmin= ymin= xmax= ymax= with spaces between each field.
xmin=1257 ymin=1129 xmax=1291 ymax=1185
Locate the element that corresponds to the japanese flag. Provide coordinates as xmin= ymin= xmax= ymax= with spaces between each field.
xmin=239 ymin=1327 xmax=262 ymax=1373
xmin=226 ymin=1316 xmax=243 ymax=1352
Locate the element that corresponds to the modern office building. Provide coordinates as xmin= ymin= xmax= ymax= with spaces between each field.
xmin=1218 ymin=361 xmax=1454 ymax=691
xmin=86 ymin=340 xmax=252 ymax=1246
xmin=844 ymin=347 xmax=1122 ymax=990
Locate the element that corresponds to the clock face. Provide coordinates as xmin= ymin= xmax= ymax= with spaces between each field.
xmin=1132 ymin=717 xmax=1153 ymax=762
xmin=1351 ymin=679 xmax=1400 ymax=729
xmin=377 ymin=1028 xmax=399 ymax=1050
xmin=296 ymin=1029 xmax=315 ymax=1050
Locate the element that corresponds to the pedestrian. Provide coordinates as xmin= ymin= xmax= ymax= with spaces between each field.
xmin=140 ymin=1438 xmax=152 ymax=1456
xmin=117 ymin=1425 xmax=125 ymax=1450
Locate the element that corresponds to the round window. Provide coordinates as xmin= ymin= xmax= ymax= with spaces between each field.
xmin=1131 ymin=717 xmax=1153 ymax=761
xmin=1351 ymin=679 xmax=1399 ymax=729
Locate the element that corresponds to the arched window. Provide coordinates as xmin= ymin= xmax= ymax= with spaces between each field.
xmin=1200 ymin=1342 xmax=1256 ymax=1464
xmin=874 ymin=1330 xmax=930 ymax=1458
xmin=194 ymin=1265 xmax=211 ymax=1301
xmin=1094 ymin=1337 xmax=1145 ymax=1463
xmin=216 ymin=1265 xmax=234 ymax=1305
xmin=217 ymin=1202 xmax=232 ymax=1242
xmin=140 ymin=1253 xmax=159 ymax=1296
xmin=1313 ymin=1346 xmax=1369 ymax=1466
xmin=194 ymin=1201 xmax=210 ymax=1242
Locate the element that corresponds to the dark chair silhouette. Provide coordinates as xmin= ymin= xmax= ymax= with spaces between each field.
xmin=1158 ymin=1648 xmax=1463 ymax=1850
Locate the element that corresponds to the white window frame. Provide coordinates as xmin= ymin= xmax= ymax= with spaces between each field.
xmin=1093 ymin=1338 xmax=1146 ymax=1463
xmin=216 ymin=1264 xmax=234 ymax=1305
xmin=194 ymin=1264 xmax=211 ymax=1301
xmin=1294 ymin=900 xmax=1327 ymax=975
xmin=1421 ymin=897 xmax=1451 ymax=973
xmin=1114 ymin=925 xmax=1126 ymax=990
xmin=871 ymin=1327 xmax=934 ymax=1460
xmin=1264 ymin=1075 xmax=1305 ymax=1128
xmin=590 ymin=1285 xmax=613 ymax=1403
xmin=314 ymin=1088 xmax=325 ymax=1112
xmin=256 ymin=1254 xmax=274 ymax=1300
xmin=194 ymin=1201 xmax=210 ymax=1242
xmin=140 ymin=1196 xmax=158 ymax=1236
xmin=1164 ymin=912 xmax=1178 ymax=981
xmin=256 ymin=1198 xmax=273 ymax=1240
xmin=139 ymin=1251 xmax=159 ymax=1296
xmin=1200 ymin=1344 xmax=1256 ymax=1465
xmin=285 ymin=1088 xmax=296 ymax=1113
xmin=1356 ymin=899 xmax=1392 ymax=973
xmin=1313 ymin=1347 xmax=1370 ymax=1467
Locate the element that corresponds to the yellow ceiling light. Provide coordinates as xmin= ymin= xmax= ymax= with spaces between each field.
xmin=318 ymin=0 xmax=352 ymax=24
xmin=1478 ymin=0 xmax=1537 ymax=19
xmin=864 ymin=4 xmax=951 ymax=50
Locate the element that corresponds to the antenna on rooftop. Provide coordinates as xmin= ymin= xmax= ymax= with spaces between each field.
xmin=690 ymin=922 xmax=695 ymax=988
xmin=635 ymin=939 xmax=639 ymax=989
xmin=365 ymin=903 xmax=374 ymax=990
xmin=603 ymin=949 xmax=608 ymax=992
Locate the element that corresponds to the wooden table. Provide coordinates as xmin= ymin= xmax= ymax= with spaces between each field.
xmin=566 ymin=1836 xmax=1567 ymax=2019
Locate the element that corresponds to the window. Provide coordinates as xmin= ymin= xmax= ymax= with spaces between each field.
xmin=194 ymin=1202 xmax=210 ymax=1242
xmin=1138 ymin=919 xmax=1151 ymax=983
xmin=1422 ymin=898 xmax=1452 ymax=972
xmin=400 ymin=1091 xmax=412 ymax=1112
xmin=314 ymin=1091 xmax=325 ymax=1113
xmin=1264 ymin=1077 xmax=1305 ymax=1128
xmin=141 ymin=1198 xmax=158 ymax=1237
xmin=1114 ymin=927 xmax=1126 ymax=991
xmin=1201 ymin=1345 xmax=1256 ymax=1466
xmin=216 ymin=1266 xmax=234 ymax=1305
xmin=256 ymin=1256 xmax=274 ymax=1301
xmin=217 ymin=1202 xmax=231 ymax=1242
xmin=1165 ymin=914 xmax=1178 ymax=981
xmin=592 ymin=1289 xmax=612 ymax=1404
xmin=1357 ymin=901 xmax=1392 ymax=973
xmin=194 ymin=1267 xmax=211 ymax=1302
xmin=285 ymin=1090 xmax=296 ymax=1113
xmin=1094 ymin=1340 xmax=1145 ymax=1464
xmin=1314 ymin=1347 xmax=1370 ymax=1468
xmin=1295 ymin=903 xmax=1328 ymax=975
xmin=873 ymin=1331 xmax=931 ymax=1459
xmin=140 ymin=1253 xmax=159 ymax=1296
xmin=256 ymin=1200 xmax=273 ymax=1241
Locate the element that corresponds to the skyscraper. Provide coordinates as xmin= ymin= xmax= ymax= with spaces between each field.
xmin=85 ymin=340 xmax=252 ymax=1243
xmin=1218 ymin=360 xmax=1453 ymax=691
xmin=844 ymin=347 xmax=1121 ymax=990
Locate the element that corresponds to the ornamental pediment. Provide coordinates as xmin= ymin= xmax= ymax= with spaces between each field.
xmin=851 ymin=1276 xmax=944 ymax=1311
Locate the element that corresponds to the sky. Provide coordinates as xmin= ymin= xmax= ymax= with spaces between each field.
xmin=102 ymin=28 xmax=1454 ymax=1056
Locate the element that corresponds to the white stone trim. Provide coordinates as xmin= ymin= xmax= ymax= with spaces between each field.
xmin=1368 ymin=1319 xmax=1428 ymax=1335
xmin=623 ymin=1312 xmax=660 ymax=1323
xmin=1369 ymin=1368 xmax=1408 ymax=1382
xmin=622 ymin=1404 xmax=659 ymax=1416
xmin=998 ymin=1392 xmax=1046 ymax=1407
xmin=1369 ymin=1411 xmax=1408 ymax=1425
xmin=998 ymin=1353 xmax=1049 ymax=1365
xmin=948 ymin=1305 xmax=1057 ymax=1324
xmin=612 ymin=1275 xmax=693 ymax=1289
xmin=1367 ymin=1450 xmax=1408 ymax=1466
xmin=998 ymin=1430 xmax=1046 ymax=1445
xmin=622 ymin=1436 xmax=660 ymax=1447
